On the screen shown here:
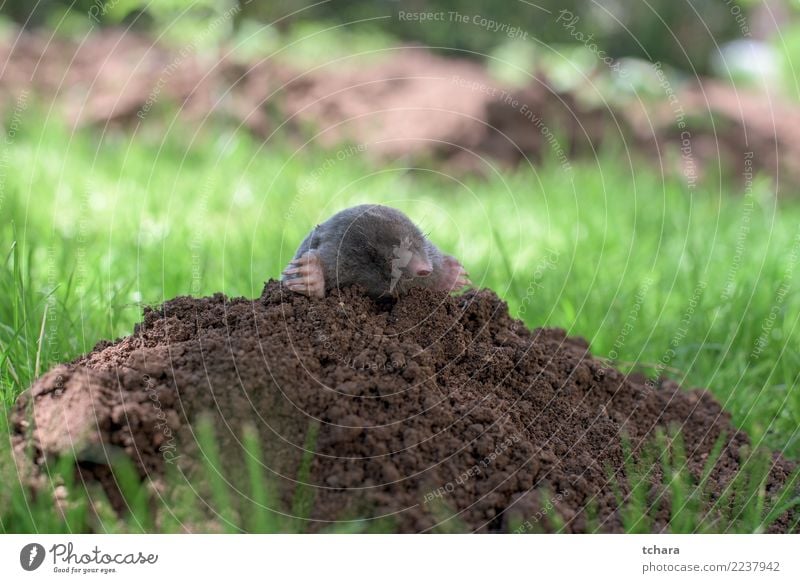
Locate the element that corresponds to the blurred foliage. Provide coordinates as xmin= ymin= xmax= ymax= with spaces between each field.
xmin=774 ymin=21 xmax=800 ymax=100
xmin=2 ymin=0 xmax=797 ymax=76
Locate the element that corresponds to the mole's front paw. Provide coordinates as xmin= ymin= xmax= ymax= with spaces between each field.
xmin=281 ymin=251 xmax=326 ymax=298
xmin=436 ymin=255 xmax=472 ymax=292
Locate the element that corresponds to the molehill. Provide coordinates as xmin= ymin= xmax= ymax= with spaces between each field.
xmin=10 ymin=282 xmax=797 ymax=532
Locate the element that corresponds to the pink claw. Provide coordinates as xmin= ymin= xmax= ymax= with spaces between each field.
xmin=281 ymin=251 xmax=325 ymax=298
xmin=436 ymin=256 xmax=472 ymax=292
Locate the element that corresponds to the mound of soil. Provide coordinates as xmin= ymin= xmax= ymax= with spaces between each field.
xmin=10 ymin=282 xmax=797 ymax=532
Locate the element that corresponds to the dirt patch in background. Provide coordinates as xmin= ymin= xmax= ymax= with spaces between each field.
xmin=2 ymin=28 xmax=799 ymax=189
xmin=10 ymin=282 xmax=797 ymax=532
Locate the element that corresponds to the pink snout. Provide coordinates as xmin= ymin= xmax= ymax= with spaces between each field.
xmin=408 ymin=254 xmax=433 ymax=277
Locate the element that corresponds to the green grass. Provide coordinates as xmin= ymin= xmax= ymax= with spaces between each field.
xmin=610 ymin=429 xmax=800 ymax=534
xmin=1 ymin=112 xmax=799 ymax=532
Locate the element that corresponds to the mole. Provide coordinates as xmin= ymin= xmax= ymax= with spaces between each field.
xmin=281 ymin=204 xmax=471 ymax=299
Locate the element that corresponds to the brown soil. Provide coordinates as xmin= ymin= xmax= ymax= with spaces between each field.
xmin=10 ymin=282 xmax=797 ymax=533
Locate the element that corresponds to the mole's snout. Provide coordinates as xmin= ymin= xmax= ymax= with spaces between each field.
xmin=408 ymin=254 xmax=432 ymax=277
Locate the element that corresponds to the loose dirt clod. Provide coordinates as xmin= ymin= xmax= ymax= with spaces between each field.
xmin=10 ymin=282 xmax=797 ymax=532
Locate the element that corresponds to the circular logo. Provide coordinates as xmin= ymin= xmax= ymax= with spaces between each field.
xmin=19 ymin=543 xmax=46 ymax=571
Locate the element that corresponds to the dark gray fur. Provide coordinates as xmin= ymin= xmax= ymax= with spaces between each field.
xmin=291 ymin=204 xmax=450 ymax=299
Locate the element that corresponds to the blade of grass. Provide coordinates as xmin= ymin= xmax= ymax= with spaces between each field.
xmin=33 ymin=302 xmax=48 ymax=379
xmin=242 ymin=424 xmax=281 ymax=533
xmin=196 ymin=416 xmax=237 ymax=533
xmin=291 ymin=420 xmax=320 ymax=530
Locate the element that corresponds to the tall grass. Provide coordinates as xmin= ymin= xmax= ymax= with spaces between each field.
xmin=610 ymin=430 xmax=800 ymax=533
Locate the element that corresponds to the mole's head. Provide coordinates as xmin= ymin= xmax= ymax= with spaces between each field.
xmin=338 ymin=205 xmax=435 ymax=292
